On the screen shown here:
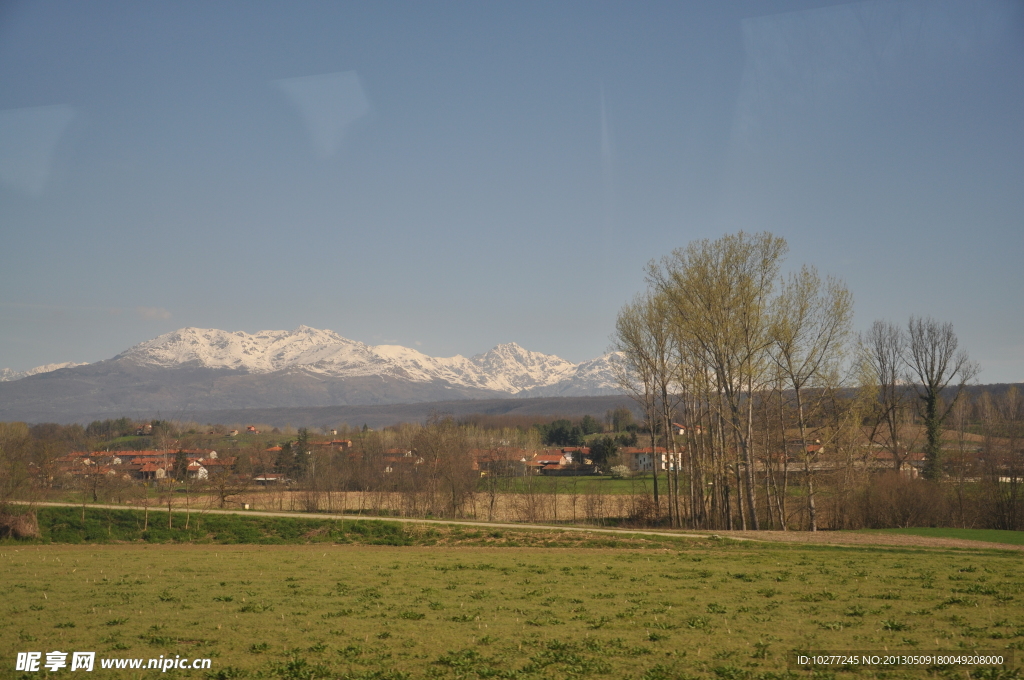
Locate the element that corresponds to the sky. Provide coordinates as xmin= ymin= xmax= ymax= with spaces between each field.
xmin=1 ymin=0 xmax=1022 ymax=381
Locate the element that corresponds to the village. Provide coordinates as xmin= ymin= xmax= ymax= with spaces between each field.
xmin=43 ymin=422 xmax=947 ymax=492
xmin=47 ymin=439 xmax=656 ymax=487
xmin=12 ymin=393 xmax=1014 ymax=531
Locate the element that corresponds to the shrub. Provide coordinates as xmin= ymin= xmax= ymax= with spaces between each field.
xmin=610 ymin=465 xmax=632 ymax=479
xmin=0 ymin=509 xmax=40 ymax=539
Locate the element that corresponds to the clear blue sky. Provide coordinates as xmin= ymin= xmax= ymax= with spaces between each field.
xmin=2 ymin=0 xmax=1022 ymax=381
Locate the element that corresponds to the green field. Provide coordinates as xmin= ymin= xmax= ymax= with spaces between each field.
xmin=3 ymin=515 xmax=1023 ymax=679
xmin=855 ymin=528 xmax=1024 ymax=547
xmin=478 ymin=475 xmax=662 ymax=495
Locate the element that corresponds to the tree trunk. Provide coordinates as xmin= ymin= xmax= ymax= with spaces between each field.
xmin=922 ymin=391 xmax=942 ymax=479
xmin=742 ymin=380 xmax=760 ymax=530
xmin=776 ymin=392 xmax=788 ymax=531
xmin=795 ymin=387 xmax=817 ymax=531
xmin=649 ymin=410 xmax=660 ymax=521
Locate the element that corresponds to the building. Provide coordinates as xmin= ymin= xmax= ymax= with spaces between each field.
xmin=621 ymin=447 xmax=670 ymax=472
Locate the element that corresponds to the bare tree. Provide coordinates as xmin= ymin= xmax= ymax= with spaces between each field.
xmin=612 ymin=293 xmax=667 ymax=520
xmin=205 ymin=462 xmax=247 ymax=509
xmin=860 ymin=321 xmax=918 ymax=473
xmin=414 ymin=415 xmax=476 ymax=518
xmin=905 ymin=316 xmax=979 ymax=479
xmin=979 ymin=387 xmax=1023 ymax=529
xmin=770 ymin=266 xmax=853 ymax=531
xmin=949 ymin=392 xmax=977 ymax=528
xmin=0 ymin=423 xmax=34 ymax=506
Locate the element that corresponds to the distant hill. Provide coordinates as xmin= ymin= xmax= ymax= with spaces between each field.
xmin=146 ymin=395 xmax=643 ymax=430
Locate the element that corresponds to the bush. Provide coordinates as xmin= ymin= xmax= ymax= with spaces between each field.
xmin=610 ymin=465 xmax=632 ymax=479
xmin=855 ymin=472 xmax=944 ymax=528
xmin=0 ymin=508 xmax=40 ymax=539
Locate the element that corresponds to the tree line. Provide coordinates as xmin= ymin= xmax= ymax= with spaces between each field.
xmin=611 ymin=231 xmax=1018 ymax=531
xmin=0 ymin=385 xmax=1020 ymax=530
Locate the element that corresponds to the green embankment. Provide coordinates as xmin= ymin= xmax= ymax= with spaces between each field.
xmin=10 ymin=507 xmax=693 ymax=550
xmin=22 ymin=506 xmax=413 ymax=546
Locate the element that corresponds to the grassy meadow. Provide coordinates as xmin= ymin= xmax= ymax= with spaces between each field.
xmin=478 ymin=475 xmax=663 ymax=495
xmin=2 ymin=513 xmax=1023 ymax=679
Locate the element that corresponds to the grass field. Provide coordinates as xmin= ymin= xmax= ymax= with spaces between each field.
xmin=3 ymin=514 xmax=1023 ymax=679
xmin=479 ymin=475 xmax=662 ymax=495
xmin=855 ymin=529 xmax=1024 ymax=547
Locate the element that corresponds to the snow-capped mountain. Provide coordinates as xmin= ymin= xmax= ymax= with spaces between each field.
xmin=0 ymin=362 xmax=87 ymax=382
xmin=114 ymin=326 xmax=608 ymax=394
xmin=0 ymin=327 xmax=621 ymax=421
xmin=526 ymin=353 xmax=622 ymax=397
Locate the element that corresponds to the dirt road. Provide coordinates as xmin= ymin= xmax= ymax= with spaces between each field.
xmin=710 ymin=529 xmax=1023 ymax=552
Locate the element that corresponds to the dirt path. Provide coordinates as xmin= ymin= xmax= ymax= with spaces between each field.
xmin=711 ymin=529 xmax=1024 ymax=552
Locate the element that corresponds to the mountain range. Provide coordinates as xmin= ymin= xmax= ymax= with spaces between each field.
xmin=0 ymin=326 xmax=621 ymax=423
xmin=0 ymin=362 xmax=87 ymax=382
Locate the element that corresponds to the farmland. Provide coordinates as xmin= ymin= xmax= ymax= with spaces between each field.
xmin=3 ymin=514 xmax=1023 ymax=679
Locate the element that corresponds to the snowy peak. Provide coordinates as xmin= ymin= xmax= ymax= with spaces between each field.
xmin=117 ymin=326 xmax=367 ymax=374
xmin=18 ymin=326 xmax=621 ymax=396
xmin=0 ymin=362 xmax=88 ymax=382
xmin=468 ymin=342 xmax=576 ymax=392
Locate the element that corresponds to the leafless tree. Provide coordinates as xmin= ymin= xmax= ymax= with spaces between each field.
xmin=0 ymin=423 xmax=34 ymax=506
xmin=860 ymin=320 xmax=918 ymax=472
xmin=612 ymin=293 xmax=668 ymax=520
xmin=414 ymin=415 xmax=476 ymax=518
xmin=980 ymin=387 xmax=1024 ymax=529
xmin=770 ymin=266 xmax=853 ymax=531
xmin=948 ymin=392 xmax=977 ymax=527
xmin=205 ymin=462 xmax=247 ymax=509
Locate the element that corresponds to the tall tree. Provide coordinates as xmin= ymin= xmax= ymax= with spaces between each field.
xmin=579 ymin=415 xmax=602 ymax=436
xmin=860 ymin=321 xmax=917 ymax=473
xmin=905 ymin=316 xmax=978 ymax=479
xmin=770 ymin=266 xmax=853 ymax=531
xmin=612 ymin=292 xmax=671 ymax=520
xmin=607 ymin=407 xmax=634 ymax=433
xmin=588 ymin=436 xmax=618 ymax=467
xmin=651 ymin=231 xmax=789 ymax=530
xmin=172 ymin=449 xmax=189 ymax=480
